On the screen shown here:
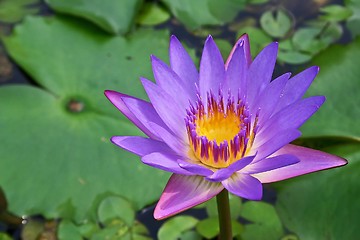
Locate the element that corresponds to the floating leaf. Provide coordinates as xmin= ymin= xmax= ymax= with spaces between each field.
xmin=77 ymin=221 xmax=100 ymax=239
xmin=0 ymin=16 xmax=173 ymax=222
xmin=45 ymin=0 xmax=143 ymax=34
xmin=292 ymin=22 xmax=342 ymax=56
xmin=278 ymin=39 xmax=312 ymax=64
xmin=0 ymin=0 xmax=39 ymax=23
xmin=97 ymin=196 xmax=135 ymax=227
xmin=58 ymin=220 xmax=82 ymax=240
xmin=260 ymin=9 xmax=292 ymax=38
xmin=276 ymin=142 xmax=360 ymax=239
xmin=160 ymin=0 xmax=246 ymax=30
xmin=196 ymin=218 xmax=219 ymax=239
xmin=345 ymin=0 xmax=360 ymax=38
xmin=90 ymin=220 xmax=129 ymax=240
xmin=158 ymin=216 xmax=199 ymax=240
xmin=301 ymin=38 xmax=360 ymax=139
xmin=320 ymin=4 xmax=353 ymax=22
xmin=240 ymin=201 xmax=284 ymax=240
xmin=136 ymin=2 xmax=170 ymax=26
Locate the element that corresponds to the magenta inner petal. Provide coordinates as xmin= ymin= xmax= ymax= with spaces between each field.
xmin=154 ymin=174 xmax=223 ymax=220
xmin=225 ymin=34 xmax=252 ymax=68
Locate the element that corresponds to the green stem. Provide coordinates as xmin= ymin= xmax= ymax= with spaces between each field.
xmin=216 ymin=189 xmax=232 ymax=240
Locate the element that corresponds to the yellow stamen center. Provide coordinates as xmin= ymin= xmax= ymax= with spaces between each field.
xmin=185 ymin=93 xmax=257 ymax=169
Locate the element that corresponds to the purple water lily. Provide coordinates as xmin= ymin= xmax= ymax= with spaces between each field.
xmin=105 ymin=35 xmax=347 ymax=220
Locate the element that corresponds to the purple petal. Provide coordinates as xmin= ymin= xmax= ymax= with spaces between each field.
xmin=274 ymin=66 xmax=319 ymax=113
xmin=252 ymin=144 xmax=348 ymax=183
xmin=199 ymin=36 xmax=225 ymax=106
xmin=206 ymin=155 xmax=255 ymax=182
xmin=111 ymin=136 xmax=173 ymax=157
xmin=141 ymin=152 xmax=192 ymax=175
xmin=256 ymin=96 xmax=325 ymax=144
xmin=225 ymin=34 xmax=252 ymax=68
xmin=169 ymin=35 xmax=199 ymax=92
xmin=252 ymin=129 xmax=301 ymax=161
xmin=151 ymin=55 xmax=196 ymax=109
xmin=177 ymin=160 xmax=214 ymax=177
xmin=154 ymin=174 xmax=223 ymax=219
xmin=251 ymin=72 xmax=290 ymax=124
xmin=224 ymin=42 xmax=247 ymax=99
xmin=148 ymin=122 xmax=188 ymax=156
xmin=222 ymin=173 xmax=263 ymax=200
xmin=105 ymin=90 xmax=160 ymax=139
xmin=242 ymin=154 xmax=299 ymax=174
xmin=246 ymin=42 xmax=278 ymax=105
xmin=141 ymin=78 xmax=185 ymax=138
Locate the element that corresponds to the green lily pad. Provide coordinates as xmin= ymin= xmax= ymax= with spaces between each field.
xmin=158 ymin=216 xmax=199 ymax=240
xmin=136 ymin=2 xmax=170 ymax=26
xmin=45 ymin=0 xmax=143 ymax=34
xmin=0 ymin=16 xmax=173 ymax=222
xmin=97 ymin=196 xmax=135 ymax=227
xmin=260 ymin=9 xmax=292 ymax=38
xmin=292 ymin=21 xmax=342 ymax=56
xmin=58 ymin=220 xmax=83 ymax=240
xmin=276 ymin=142 xmax=360 ymax=239
xmin=240 ymin=201 xmax=284 ymax=240
xmin=301 ymin=38 xmax=360 ymax=140
xmin=0 ymin=0 xmax=39 ymax=23
xmin=320 ymin=4 xmax=353 ymax=22
xmin=278 ymin=40 xmax=313 ymax=64
xmin=160 ymin=0 xmax=246 ymax=30
xmin=345 ymin=0 xmax=360 ymax=38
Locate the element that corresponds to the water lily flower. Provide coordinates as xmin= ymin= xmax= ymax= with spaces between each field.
xmin=105 ymin=35 xmax=347 ymax=220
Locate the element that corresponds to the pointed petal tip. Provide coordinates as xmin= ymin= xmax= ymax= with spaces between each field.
xmin=104 ymin=89 xmax=116 ymax=98
xmin=205 ymin=35 xmax=215 ymax=44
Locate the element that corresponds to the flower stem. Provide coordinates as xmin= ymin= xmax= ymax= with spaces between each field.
xmin=216 ymin=189 xmax=232 ymax=240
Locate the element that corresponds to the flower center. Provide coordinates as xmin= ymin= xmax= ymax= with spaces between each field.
xmin=185 ymin=92 xmax=258 ymax=169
